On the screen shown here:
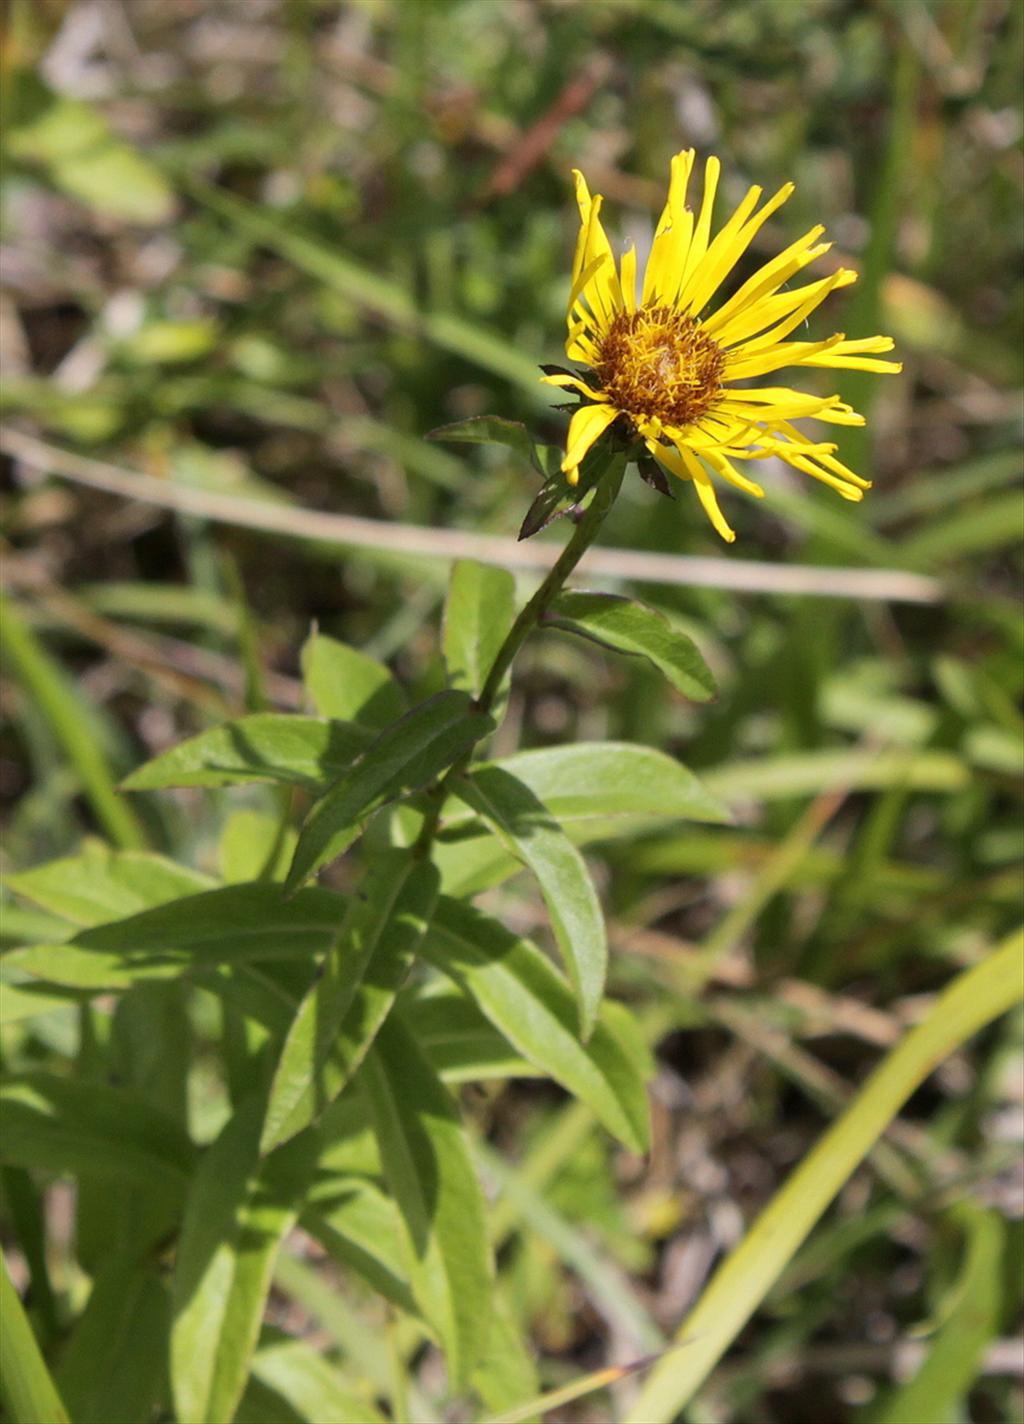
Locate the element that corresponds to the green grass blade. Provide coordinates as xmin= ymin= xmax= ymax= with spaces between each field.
xmin=625 ymin=929 xmax=1024 ymax=1422
xmin=185 ymin=179 xmax=542 ymax=397
xmin=0 ymin=595 xmax=144 ymax=849
xmin=0 ymin=1251 xmax=70 ymax=1424
xmin=870 ymin=1202 xmax=1005 ymax=1424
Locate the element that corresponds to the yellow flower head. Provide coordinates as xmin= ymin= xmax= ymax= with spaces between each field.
xmin=547 ymin=151 xmax=901 ymax=542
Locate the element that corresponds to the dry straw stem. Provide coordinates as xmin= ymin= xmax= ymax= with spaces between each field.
xmin=1 ymin=428 xmax=943 ymax=605
xmin=625 ymin=929 xmax=1024 ymax=1422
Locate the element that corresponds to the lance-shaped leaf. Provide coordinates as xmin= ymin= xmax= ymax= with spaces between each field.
xmin=262 ymin=852 xmax=439 ymax=1152
xmin=447 ymin=743 xmax=728 ymax=827
xmin=400 ymin=990 xmax=534 ymax=1083
xmin=0 ymin=1073 xmax=196 ymax=1189
xmin=426 ymin=415 xmax=544 ymax=474
xmin=285 ymin=691 xmax=493 ymax=892
xmin=517 ymin=440 xmax=612 ymax=541
xmin=304 ymin=1178 xmax=416 ymax=1316
xmin=250 ymin=1337 xmax=387 ymax=1424
xmin=0 ymin=1252 xmax=70 ymax=1424
xmin=362 ymin=1015 xmax=493 ymax=1385
xmin=453 ymin=765 xmax=606 ymax=1038
xmin=442 ymin=560 xmax=516 ymax=699
xmin=6 ymin=884 xmax=345 ymax=991
xmin=422 ymin=897 xmax=650 ymax=1152
xmin=6 ymin=844 xmax=215 ymax=926
xmin=171 ymin=1093 xmax=317 ymax=1424
xmin=300 ymin=631 xmax=407 ymax=729
xmin=545 ymin=591 xmax=716 ymax=701
xmin=56 ymin=1262 xmax=169 ymax=1424
xmin=121 ymin=714 xmax=373 ymax=792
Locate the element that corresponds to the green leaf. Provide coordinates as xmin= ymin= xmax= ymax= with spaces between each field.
xmin=451 ymin=743 xmax=728 ymax=826
xmin=251 ymin=1337 xmax=386 ymax=1424
xmin=262 ymin=852 xmax=439 ymax=1152
xmin=304 ymin=1179 xmax=416 ymax=1316
xmin=171 ymin=1095 xmax=317 ymax=1424
xmin=546 ymin=592 xmax=716 ymax=701
xmin=470 ymin=1293 xmax=541 ymax=1421
xmin=6 ymin=843 xmax=215 ymax=926
xmin=426 ymin=416 xmax=543 ymax=473
xmin=872 ymin=1204 xmax=1004 ymax=1424
xmin=0 ymin=1251 xmax=70 ymax=1424
xmin=362 ymin=1015 xmax=493 ymax=1385
xmin=285 ymin=691 xmax=494 ymax=891
xmin=300 ymin=631 xmax=407 ymax=729
xmin=219 ymin=810 xmax=297 ymax=884
xmin=0 ymin=1073 xmax=195 ymax=1189
xmin=454 ymin=766 xmax=607 ymax=1039
xmin=401 ymin=990 xmax=534 ymax=1082
xmin=518 ymin=440 xmax=614 ymax=541
xmin=431 ymin=742 xmax=727 ymax=900
xmin=121 ymin=714 xmax=373 ymax=791
xmin=7 ymin=884 xmax=345 ymax=991
xmin=626 ymin=929 xmax=1024 ymax=1423
xmin=56 ymin=1263 xmax=169 ymax=1424
xmin=0 ymin=983 xmax=73 ymax=1026
xmin=443 ymin=560 xmax=517 ymax=699
xmin=423 ymin=898 xmax=650 ymax=1152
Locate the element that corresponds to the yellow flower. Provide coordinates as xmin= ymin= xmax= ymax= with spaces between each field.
xmin=547 ymin=151 xmax=901 ymax=542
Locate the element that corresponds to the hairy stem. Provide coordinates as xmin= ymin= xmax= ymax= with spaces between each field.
xmin=413 ymin=452 xmax=627 ymax=854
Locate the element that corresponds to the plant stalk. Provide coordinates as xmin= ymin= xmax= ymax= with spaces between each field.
xmin=413 ymin=452 xmax=627 ymax=854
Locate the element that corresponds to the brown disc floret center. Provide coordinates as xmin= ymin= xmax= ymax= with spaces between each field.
xmin=595 ymin=305 xmax=724 ymax=429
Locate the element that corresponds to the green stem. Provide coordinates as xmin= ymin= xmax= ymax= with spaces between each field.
xmin=477 ymin=454 xmax=627 ymax=711
xmin=413 ymin=453 xmax=627 ymax=853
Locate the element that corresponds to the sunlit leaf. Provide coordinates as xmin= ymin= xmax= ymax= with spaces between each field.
xmin=362 ymin=1015 xmax=493 ymax=1384
xmin=423 ymin=897 xmax=650 ymax=1151
xmin=262 ymin=852 xmax=439 ymax=1152
xmin=443 ymin=560 xmax=517 ymax=699
xmin=6 ymin=885 xmax=345 ymax=991
xmin=285 ymin=692 xmax=493 ymax=891
xmin=121 ymin=715 xmax=373 ymax=791
xmin=300 ymin=631 xmax=407 ymax=730
xmin=453 ymin=766 xmax=606 ymax=1038
xmin=171 ymin=1095 xmax=317 ymax=1424
xmin=546 ymin=592 xmax=716 ymax=702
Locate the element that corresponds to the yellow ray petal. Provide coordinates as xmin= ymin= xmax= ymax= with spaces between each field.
xmin=567 ymin=253 xmax=613 ymax=324
xmin=799 ymin=335 xmax=902 ymax=372
xmin=657 ymin=438 xmax=737 ymax=542
xmin=672 ymin=155 xmax=721 ymax=302
xmin=770 ymin=421 xmax=872 ymax=488
xmin=703 ymin=227 xmax=829 ymax=336
xmin=726 ymin=270 xmax=857 ymax=353
xmin=579 ymin=193 xmax=623 ymax=331
xmin=703 ymin=448 xmax=765 ymax=497
xmin=675 ymin=182 xmax=763 ymax=314
xmin=620 ymin=245 xmax=637 ymax=313
xmin=540 ymin=372 xmax=609 ymax=402
xmin=714 ymin=269 xmax=857 ymax=348
xmin=679 ymin=180 xmax=796 ymax=318
xmin=724 ymin=333 xmax=846 ymax=381
xmin=561 ymin=401 xmax=620 ymax=485
xmin=641 ymin=149 xmax=696 ymax=306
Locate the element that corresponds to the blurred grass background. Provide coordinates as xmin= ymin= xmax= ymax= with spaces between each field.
xmin=1 ymin=0 xmax=1022 ymax=1420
